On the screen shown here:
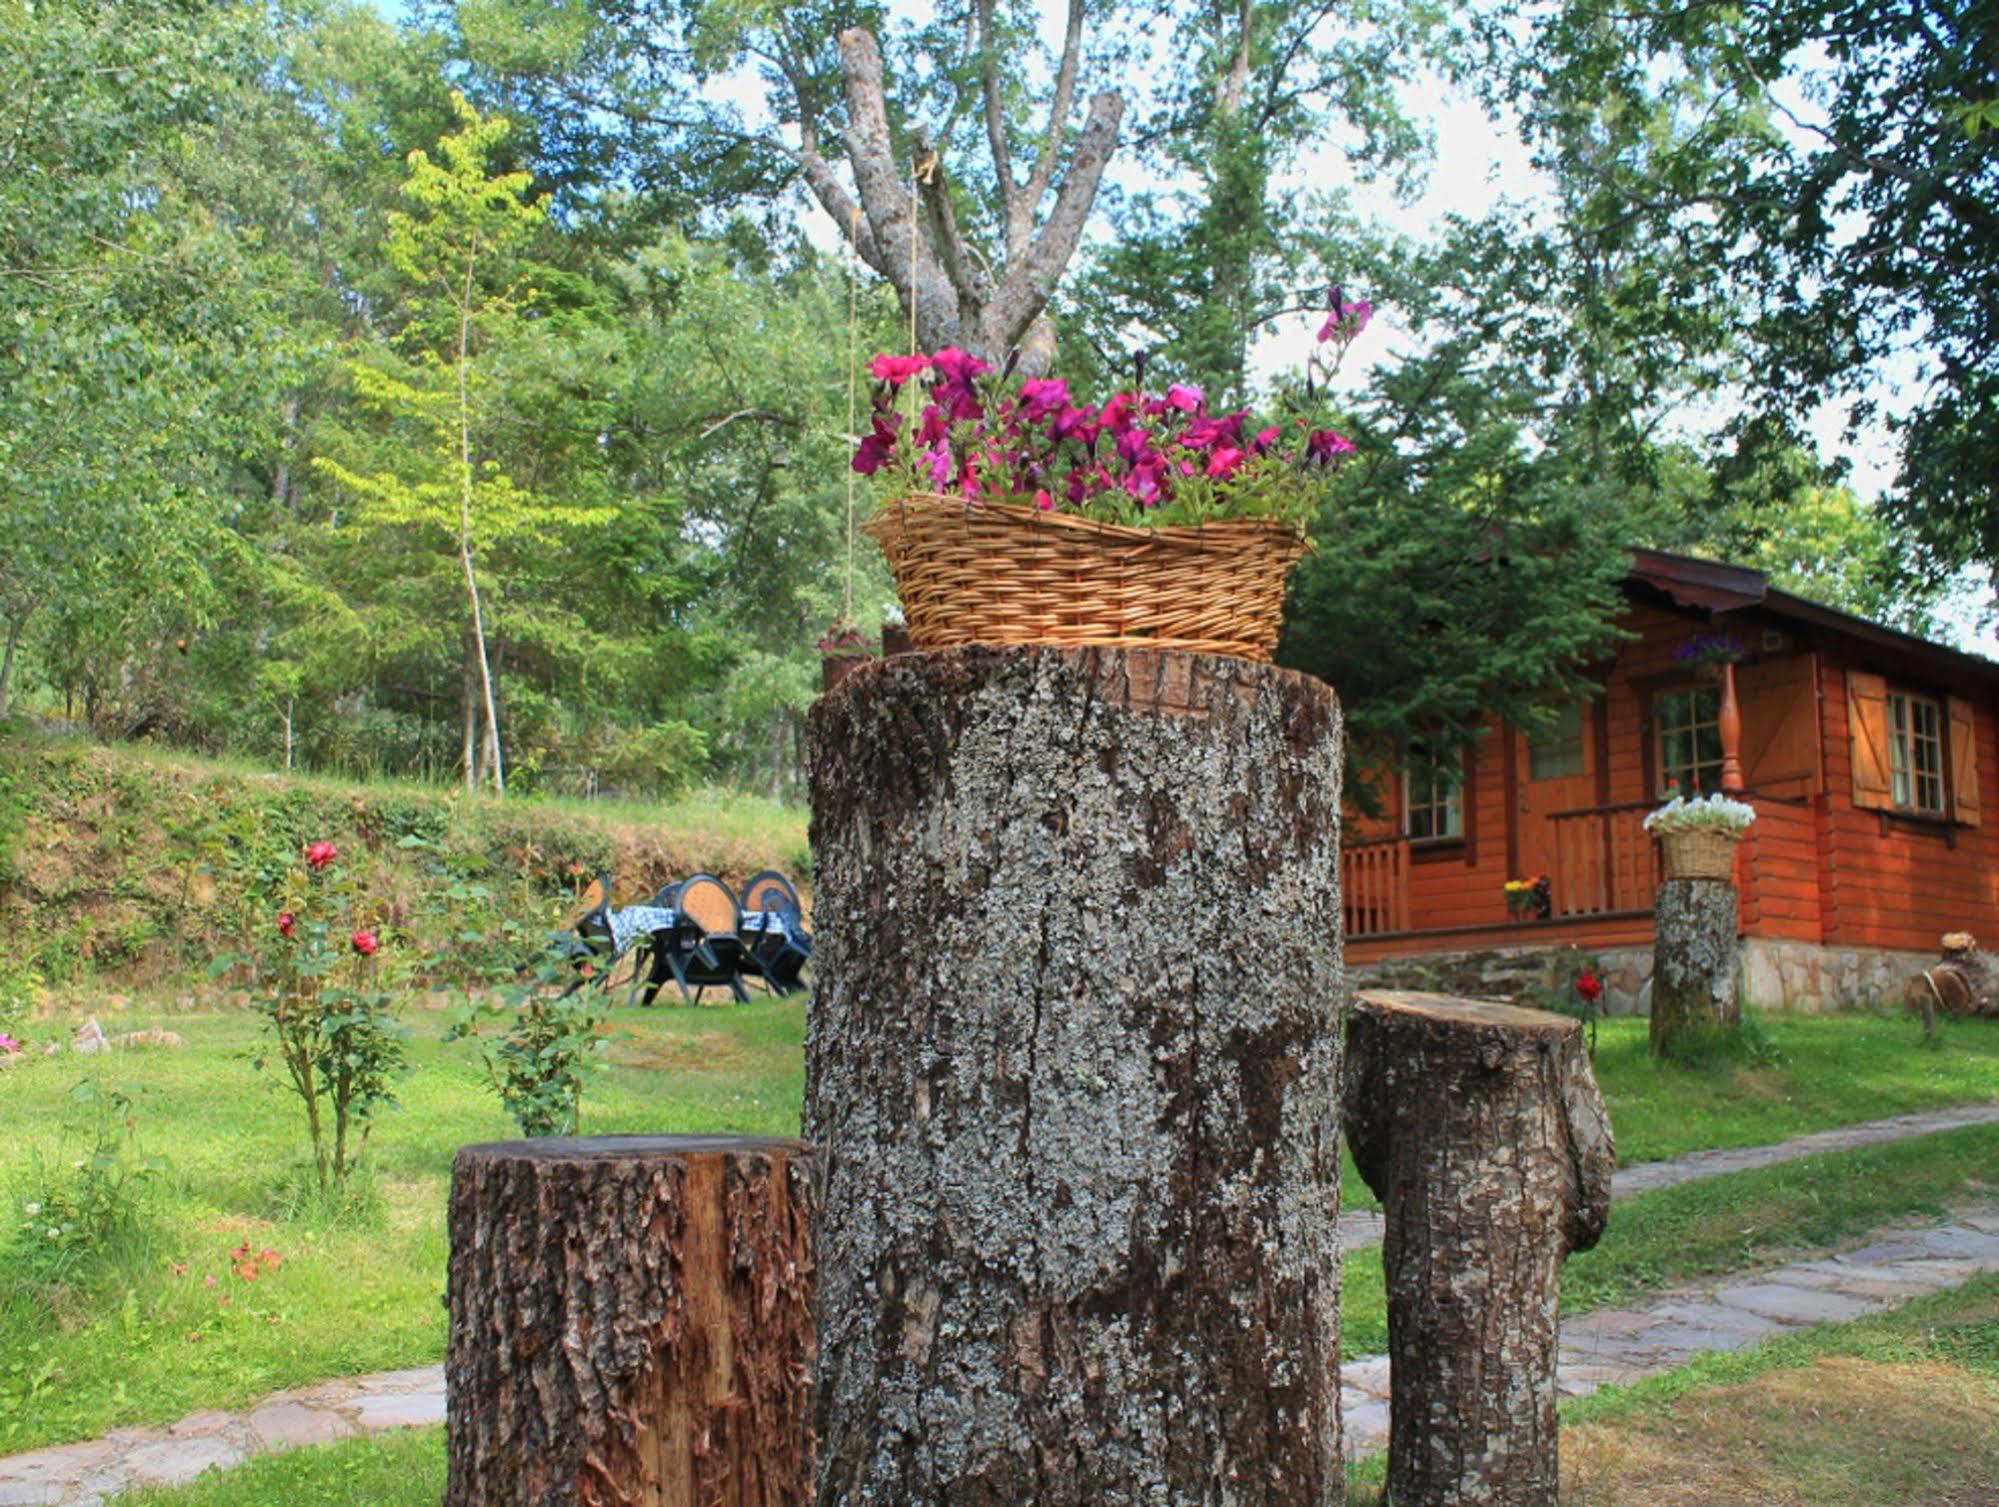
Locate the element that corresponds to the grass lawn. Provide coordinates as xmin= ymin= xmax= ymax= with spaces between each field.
xmin=1556 ymin=1273 xmax=1999 ymax=1505
xmin=110 ymin=1278 xmax=1999 ymax=1506
xmin=5 ymin=1003 xmax=1997 ymax=1457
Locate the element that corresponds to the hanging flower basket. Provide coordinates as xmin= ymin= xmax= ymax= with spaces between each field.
xmin=863 ymin=494 xmax=1308 ymax=662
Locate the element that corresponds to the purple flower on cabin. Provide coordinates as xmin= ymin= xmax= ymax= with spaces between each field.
xmin=1018 ymin=377 xmax=1071 ymax=420
xmin=1304 ymin=428 xmax=1355 ymax=464
xmin=868 ymin=353 xmax=932 ymax=387
xmin=1672 ymin=632 xmax=1747 ymax=668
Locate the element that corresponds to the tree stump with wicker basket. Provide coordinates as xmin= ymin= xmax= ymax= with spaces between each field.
xmin=1657 ymin=826 xmax=1740 ymax=881
xmin=444 ymin=1135 xmax=816 ymax=1507
xmin=806 ymin=645 xmax=1345 ymax=1505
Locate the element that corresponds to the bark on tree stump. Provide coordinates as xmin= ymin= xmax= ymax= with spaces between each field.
xmin=445 ymin=1135 xmax=816 ymax=1507
xmin=1345 ymin=991 xmax=1614 ymax=1507
xmin=1649 ymin=877 xmax=1741 ymax=1059
xmin=1904 ymin=934 xmax=1999 ymax=1020
xmin=806 ymin=646 xmax=1346 ymax=1506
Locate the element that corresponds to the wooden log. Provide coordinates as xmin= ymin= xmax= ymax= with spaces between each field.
xmin=1650 ymin=876 xmax=1741 ymax=1058
xmin=445 ymin=1135 xmax=816 ymax=1507
xmin=1345 ymin=990 xmax=1614 ymax=1507
xmin=806 ymin=646 xmax=1346 ymax=1506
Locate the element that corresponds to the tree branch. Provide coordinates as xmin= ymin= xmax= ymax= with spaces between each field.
xmin=912 ymin=127 xmax=987 ymax=318
xmin=986 ymin=88 xmax=1125 ymax=349
xmin=975 ymin=0 xmax=1016 ymax=226
xmin=1008 ymin=0 xmax=1086 ymax=258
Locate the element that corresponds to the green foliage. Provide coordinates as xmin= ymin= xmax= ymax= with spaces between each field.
xmin=9 ymin=1079 xmax=168 ymax=1290
xmin=451 ymin=961 xmax=611 ymax=1137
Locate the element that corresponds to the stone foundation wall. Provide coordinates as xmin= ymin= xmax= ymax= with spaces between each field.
xmin=1349 ymin=937 xmax=1936 ymax=1015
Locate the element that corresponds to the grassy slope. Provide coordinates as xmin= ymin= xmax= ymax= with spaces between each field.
xmin=0 ymin=734 xmax=808 ymax=1001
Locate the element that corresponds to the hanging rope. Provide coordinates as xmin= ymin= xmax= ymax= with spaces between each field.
xmin=843 ymin=210 xmax=862 ymax=626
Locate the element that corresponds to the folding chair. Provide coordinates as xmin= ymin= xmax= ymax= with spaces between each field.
xmin=664 ymin=873 xmax=751 ymax=1004
xmin=739 ymin=870 xmax=811 ymax=996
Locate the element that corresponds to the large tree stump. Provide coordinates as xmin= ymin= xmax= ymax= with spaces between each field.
xmin=1345 ymin=991 xmax=1614 ymax=1507
xmin=445 ymin=1135 xmax=816 ymax=1507
xmin=1650 ymin=877 xmax=1741 ymax=1058
xmin=806 ymin=646 xmax=1346 ymax=1506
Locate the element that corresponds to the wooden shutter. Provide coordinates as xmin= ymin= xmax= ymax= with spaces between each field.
xmin=1846 ymin=669 xmax=1894 ymax=811
xmin=1737 ymin=656 xmax=1821 ymax=796
xmin=1948 ymin=696 xmax=1982 ymax=827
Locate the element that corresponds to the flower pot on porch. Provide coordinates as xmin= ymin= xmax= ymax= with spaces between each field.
xmin=1657 ymin=827 xmax=1741 ymax=881
xmin=863 ymin=495 xmax=1309 ymax=663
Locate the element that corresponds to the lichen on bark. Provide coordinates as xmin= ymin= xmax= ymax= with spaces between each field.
xmin=806 ymin=646 xmax=1346 ymax=1505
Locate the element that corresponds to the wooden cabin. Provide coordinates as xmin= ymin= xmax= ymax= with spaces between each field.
xmin=1344 ymin=548 xmax=1999 ymax=1011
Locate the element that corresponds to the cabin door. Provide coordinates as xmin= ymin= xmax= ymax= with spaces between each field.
xmin=1515 ymin=702 xmax=1596 ymax=914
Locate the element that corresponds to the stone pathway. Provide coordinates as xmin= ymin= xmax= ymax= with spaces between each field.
xmin=1338 ymin=1204 xmax=1999 ymax=1455
xmin=1336 ymin=1101 xmax=1999 ymax=1250
xmin=7 ymin=1105 xmax=1999 ymax=1504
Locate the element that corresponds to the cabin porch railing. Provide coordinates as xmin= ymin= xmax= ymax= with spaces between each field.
xmin=1343 ymin=836 xmax=1410 ymax=938
xmin=1547 ymin=801 xmax=1662 ymax=918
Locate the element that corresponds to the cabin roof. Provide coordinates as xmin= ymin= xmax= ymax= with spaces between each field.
xmin=1626 ymin=547 xmax=1999 ymax=686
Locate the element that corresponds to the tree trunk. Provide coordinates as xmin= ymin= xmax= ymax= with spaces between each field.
xmin=1344 ymin=991 xmax=1615 ymax=1507
xmin=1650 ymin=877 xmax=1741 ymax=1058
xmin=0 ymin=612 xmax=22 ymax=716
xmin=461 ymin=637 xmax=479 ymax=793
xmin=445 ymin=1135 xmax=817 ymax=1507
xmin=805 ymin=646 xmax=1346 ymax=1506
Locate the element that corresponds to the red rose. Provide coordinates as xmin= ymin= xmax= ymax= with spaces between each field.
xmin=305 ymin=841 xmax=338 ymax=871
xmin=277 ymin=912 xmax=295 ymax=939
xmin=350 ymin=930 xmax=380 ymax=957
xmin=1576 ymin=970 xmax=1605 ymax=1003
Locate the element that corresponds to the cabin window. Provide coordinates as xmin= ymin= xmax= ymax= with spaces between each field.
xmin=1528 ymin=703 xmax=1586 ymax=781
xmin=1888 ymin=692 xmax=1946 ymax=815
xmin=1656 ymin=687 xmax=1724 ymax=794
xmin=1406 ymin=761 xmax=1464 ymax=841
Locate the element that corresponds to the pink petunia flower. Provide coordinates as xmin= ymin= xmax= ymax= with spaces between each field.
xmin=1305 ymin=429 xmax=1356 ymax=464
xmin=868 ymin=353 xmax=932 ymax=386
xmin=1318 ymin=298 xmax=1373 ymax=343
xmin=1033 ymin=489 xmax=1056 ymax=512
xmin=1163 ymin=383 xmax=1205 ymax=414
xmin=1018 ymin=377 xmax=1071 ymax=420
xmin=1206 ymin=446 xmax=1247 ymax=479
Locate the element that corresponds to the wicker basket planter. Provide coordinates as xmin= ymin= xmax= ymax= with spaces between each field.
xmin=1657 ymin=827 xmax=1742 ymax=881
xmin=862 ymin=494 xmax=1310 ymax=663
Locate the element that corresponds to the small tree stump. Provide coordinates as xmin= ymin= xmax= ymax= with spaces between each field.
xmin=1345 ymin=991 xmax=1614 ymax=1507
xmin=445 ymin=1135 xmax=816 ymax=1507
xmin=1904 ymin=934 xmax=1999 ymax=1020
xmin=807 ymin=646 xmax=1346 ymax=1506
xmin=1650 ymin=877 xmax=1741 ymax=1058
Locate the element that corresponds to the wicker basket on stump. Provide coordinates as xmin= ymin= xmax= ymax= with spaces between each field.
xmin=863 ymin=494 xmax=1308 ymax=664
xmin=1657 ymin=827 xmax=1741 ymax=881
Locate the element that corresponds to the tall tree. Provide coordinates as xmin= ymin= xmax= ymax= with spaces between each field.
xmin=1475 ymin=0 xmax=1999 ymax=602
xmin=316 ymin=95 xmax=612 ymax=794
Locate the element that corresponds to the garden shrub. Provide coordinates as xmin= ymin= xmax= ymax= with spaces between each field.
xmin=9 ymin=1079 xmax=168 ymax=1290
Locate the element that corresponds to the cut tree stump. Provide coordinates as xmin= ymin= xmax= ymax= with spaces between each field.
xmin=1345 ymin=991 xmax=1615 ymax=1507
xmin=445 ymin=1135 xmax=816 ymax=1507
xmin=806 ymin=646 xmax=1346 ymax=1506
xmin=1650 ymin=876 xmax=1741 ymax=1059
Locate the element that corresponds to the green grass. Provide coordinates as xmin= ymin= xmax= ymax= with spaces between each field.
xmin=1342 ymin=1121 xmax=1999 ymax=1359
xmin=112 ymin=1281 xmax=1999 ymax=1507
xmin=111 ymin=1429 xmax=445 ymax=1507
xmin=1554 ymin=1276 xmax=1999 ymax=1506
xmin=8 ymin=1005 xmax=1997 ymax=1454
xmin=0 ymin=1001 xmax=803 ymax=1454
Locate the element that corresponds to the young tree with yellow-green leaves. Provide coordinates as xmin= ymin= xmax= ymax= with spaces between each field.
xmin=316 ymin=94 xmax=609 ymax=795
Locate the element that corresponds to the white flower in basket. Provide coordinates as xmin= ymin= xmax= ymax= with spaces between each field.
xmin=1642 ymin=792 xmax=1757 ymax=835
